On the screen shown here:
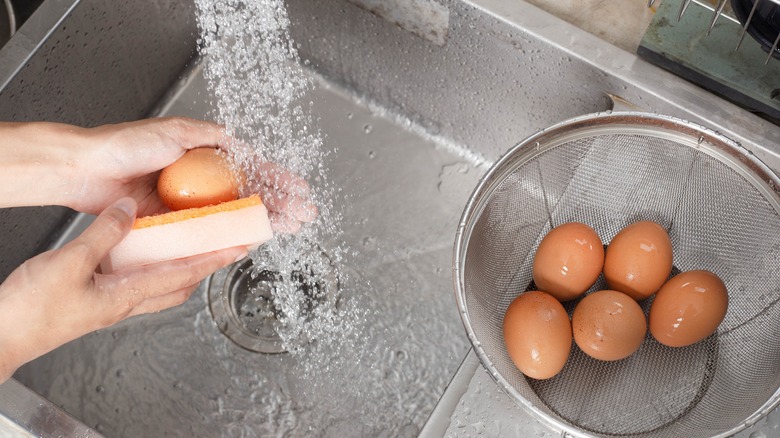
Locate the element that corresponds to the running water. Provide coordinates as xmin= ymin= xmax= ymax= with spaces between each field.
xmin=189 ymin=2 xmax=469 ymax=435
xmin=193 ymin=0 xmax=355 ymax=353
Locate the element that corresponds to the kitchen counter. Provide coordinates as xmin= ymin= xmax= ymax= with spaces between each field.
xmin=525 ymin=0 xmax=657 ymax=53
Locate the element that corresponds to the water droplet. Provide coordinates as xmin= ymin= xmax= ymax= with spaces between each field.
xmin=363 ymin=124 xmax=373 ymax=134
xmin=95 ymin=385 xmax=105 ymax=393
xmin=346 ymin=112 xmax=353 ymax=119
xmin=368 ymin=150 xmax=375 ymax=159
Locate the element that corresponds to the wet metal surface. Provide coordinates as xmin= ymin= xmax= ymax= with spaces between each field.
xmin=4 ymin=0 xmax=780 ymax=436
xmin=14 ymin=64 xmax=480 ymax=436
xmin=207 ymin=246 xmax=340 ymax=354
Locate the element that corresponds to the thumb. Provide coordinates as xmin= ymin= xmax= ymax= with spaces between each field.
xmin=69 ymin=197 xmax=137 ymax=273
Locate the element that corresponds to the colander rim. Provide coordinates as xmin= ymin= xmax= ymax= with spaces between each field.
xmin=452 ymin=110 xmax=780 ymax=437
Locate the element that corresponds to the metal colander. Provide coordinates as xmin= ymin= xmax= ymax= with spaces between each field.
xmin=453 ymin=112 xmax=780 ymax=437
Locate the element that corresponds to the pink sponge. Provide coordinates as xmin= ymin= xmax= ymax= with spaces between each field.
xmin=102 ymin=195 xmax=273 ymax=273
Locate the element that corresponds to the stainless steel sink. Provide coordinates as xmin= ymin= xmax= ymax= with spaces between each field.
xmin=13 ymin=62 xmax=483 ymax=436
xmin=1 ymin=0 xmax=779 ymax=436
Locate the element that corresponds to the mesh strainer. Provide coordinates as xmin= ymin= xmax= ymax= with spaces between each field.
xmin=453 ymin=112 xmax=780 ymax=437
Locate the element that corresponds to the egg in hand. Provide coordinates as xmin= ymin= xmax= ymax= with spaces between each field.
xmin=157 ymin=147 xmax=241 ymax=211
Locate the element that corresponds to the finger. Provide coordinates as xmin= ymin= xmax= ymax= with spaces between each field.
xmin=287 ymin=196 xmax=318 ymax=222
xmin=269 ymin=212 xmax=303 ymax=234
xmin=260 ymin=188 xmax=317 ymax=222
xmin=218 ymin=137 xmax=251 ymax=154
xmin=125 ymin=284 xmax=199 ymax=318
xmin=113 ymin=246 xmax=247 ymax=304
xmin=125 ymin=172 xmax=168 ymax=216
xmin=65 ymin=197 xmax=137 ymax=274
xmin=96 ymin=118 xmax=229 ymax=175
xmin=135 ymin=193 xmax=169 ymax=217
xmin=153 ymin=117 xmax=227 ymax=151
xmin=256 ymin=162 xmax=310 ymax=198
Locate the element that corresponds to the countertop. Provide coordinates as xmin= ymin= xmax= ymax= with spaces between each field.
xmin=524 ymin=0 xmax=657 ymax=53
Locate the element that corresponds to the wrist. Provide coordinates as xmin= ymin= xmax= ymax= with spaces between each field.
xmin=0 ymin=122 xmax=87 ymax=209
xmin=0 ymin=277 xmax=52 ymax=384
xmin=0 ymin=301 xmax=23 ymax=384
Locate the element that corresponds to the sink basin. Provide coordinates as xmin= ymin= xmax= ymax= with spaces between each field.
xmin=14 ymin=62 xmax=483 ymax=436
xmin=2 ymin=0 xmax=779 ymax=436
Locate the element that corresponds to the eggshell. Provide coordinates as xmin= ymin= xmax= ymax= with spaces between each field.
xmin=649 ymin=270 xmax=728 ymax=347
xmin=572 ymin=290 xmax=646 ymax=361
xmin=533 ymin=222 xmax=604 ymax=302
xmin=503 ymin=291 xmax=572 ymax=379
xmin=604 ymin=221 xmax=673 ymax=301
xmin=158 ymin=147 xmax=240 ymax=211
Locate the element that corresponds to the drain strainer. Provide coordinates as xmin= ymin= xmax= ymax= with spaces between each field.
xmin=207 ymin=245 xmax=339 ymax=353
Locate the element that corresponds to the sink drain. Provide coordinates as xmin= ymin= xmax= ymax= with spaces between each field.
xmin=207 ymin=245 xmax=339 ymax=353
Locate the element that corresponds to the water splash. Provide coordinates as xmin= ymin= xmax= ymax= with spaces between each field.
xmin=187 ymin=2 xmax=471 ymax=435
xmin=194 ymin=0 xmax=353 ymax=353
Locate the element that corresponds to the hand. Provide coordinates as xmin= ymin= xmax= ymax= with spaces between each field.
xmin=0 ymin=117 xmax=318 ymax=232
xmin=65 ymin=117 xmax=228 ymax=217
xmin=70 ymin=118 xmax=318 ymax=232
xmin=0 ymin=197 xmax=247 ymax=383
xmin=252 ymin=161 xmax=318 ymax=234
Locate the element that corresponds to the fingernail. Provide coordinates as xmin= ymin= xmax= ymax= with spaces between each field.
xmin=113 ymin=197 xmax=137 ymax=218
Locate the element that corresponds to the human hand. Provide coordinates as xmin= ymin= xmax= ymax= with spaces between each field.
xmin=65 ymin=117 xmax=228 ymax=217
xmin=0 ymin=197 xmax=247 ymax=383
xmin=76 ymin=117 xmax=317 ymax=232
xmin=0 ymin=117 xmax=317 ymax=232
xmin=252 ymin=161 xmax=318 ymax=234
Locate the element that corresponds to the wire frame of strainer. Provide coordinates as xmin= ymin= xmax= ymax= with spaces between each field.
xmin=454 ymin=112 xmax=780 ymax=438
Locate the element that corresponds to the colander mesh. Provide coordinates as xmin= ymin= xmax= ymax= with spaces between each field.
xmin=463 ymin=131 xmax=780 ymax=437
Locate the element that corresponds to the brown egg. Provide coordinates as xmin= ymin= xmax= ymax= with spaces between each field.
xmin=158 ymin=148 xmax=240 ymax=211
xmin=572 ymin=290 xmax=646 ymax=361
xmin=649 ymin=270 xmax=728 ymax=348
xmin=533 ymin=222 xmax=604 ymax=302
xmin=503 ymin=291 xmax=572 ymax=380
xmin=604 ymin=221 xmax=673 ymax=301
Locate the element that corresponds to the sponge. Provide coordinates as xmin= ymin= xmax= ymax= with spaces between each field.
xmin=102 ymin=195 xmax=273 ymax=272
